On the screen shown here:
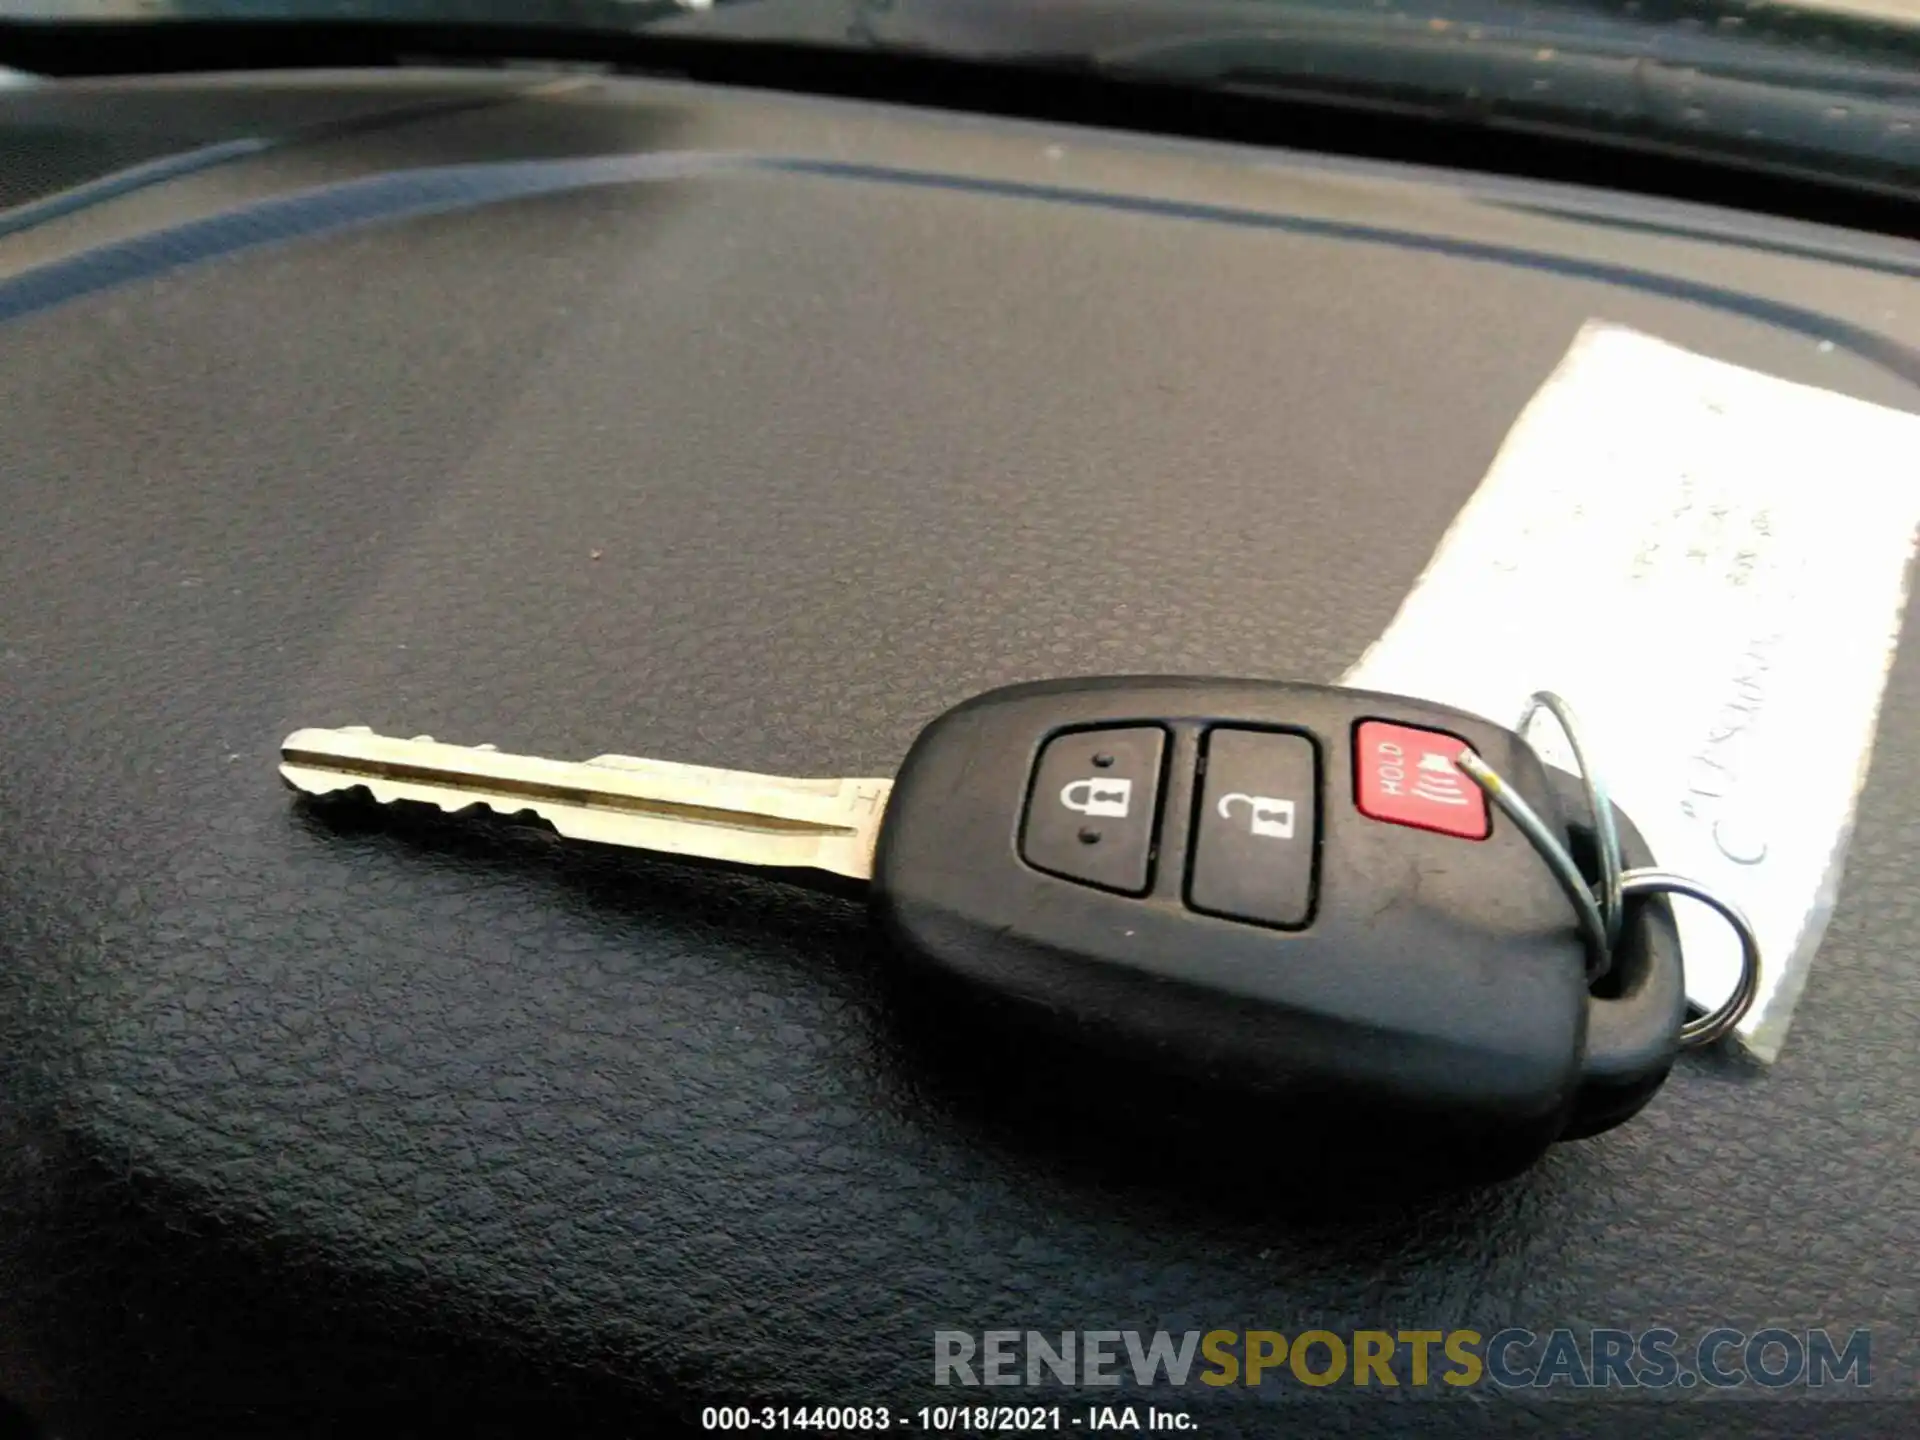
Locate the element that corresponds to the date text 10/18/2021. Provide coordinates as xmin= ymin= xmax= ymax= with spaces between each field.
xmin=704 ymin=1407 xmax=1189 ymax=1432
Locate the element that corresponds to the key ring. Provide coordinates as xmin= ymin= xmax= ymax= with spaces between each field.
xmin=1453 ymin=748 xmax=1611 ymax=983
xmin=1619 ymin=870 xmax=1762 ymax=1048
xmin=1456 ymin=694 xmax=1762 ymax=1049
xmin=1518 ymin=692 xmax=1624 ymax=954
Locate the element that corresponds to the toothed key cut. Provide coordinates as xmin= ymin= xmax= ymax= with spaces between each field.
xmin=279 ymin=726 xmax=892 ymax=880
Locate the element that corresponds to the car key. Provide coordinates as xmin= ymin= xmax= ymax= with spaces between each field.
xmin=281 ymin=676 xmax=1746 ymax=1166
xmin=281 ymin=730 xmax=895 ymax=879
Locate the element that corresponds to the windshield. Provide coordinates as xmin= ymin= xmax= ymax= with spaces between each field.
xmin=2 ymin=0 xmax=1916 ymax=196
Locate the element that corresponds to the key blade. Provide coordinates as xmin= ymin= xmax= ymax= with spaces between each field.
xmin=581 ymin=752 xmax=854 ymax=797
xmin=280 ymin=727 xmax=890 ymax=880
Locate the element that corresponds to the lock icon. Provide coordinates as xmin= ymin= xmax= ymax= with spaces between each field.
xmin=1217 ymin=792 xmax=1295 ymax=839
xmin=1060 ymin=777 xmax=1133 ymax=819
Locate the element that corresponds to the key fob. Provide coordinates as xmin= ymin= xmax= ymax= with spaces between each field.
xmin=872 ymin=676 xmax=1685 ymax=1166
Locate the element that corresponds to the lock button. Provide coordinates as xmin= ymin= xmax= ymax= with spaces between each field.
xmin=1020 ymin=726 xmax=1167 ymax=894
xmin=1188 ymin=728 xmax=1319 ymax=928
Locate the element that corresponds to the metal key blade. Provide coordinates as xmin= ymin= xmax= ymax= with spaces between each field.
xmin=280 ymin=727 xmax=891 ymax=880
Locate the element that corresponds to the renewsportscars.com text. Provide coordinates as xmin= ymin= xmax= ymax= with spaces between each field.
xmin=934 ymin=1328 xmax=1871 ymax=1391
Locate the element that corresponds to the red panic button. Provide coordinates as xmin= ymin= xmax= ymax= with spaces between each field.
xmin=1354 ymin=721 xmax=1490 ymax=840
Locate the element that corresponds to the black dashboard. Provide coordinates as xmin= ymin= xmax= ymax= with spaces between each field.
xmin=2 ymin=61 xmax=1918 ymax=1437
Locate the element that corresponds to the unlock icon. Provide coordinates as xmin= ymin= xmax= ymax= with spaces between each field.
xmin=1060 ymin=777 xmax=1133 ymax=819
xmin=1217 ymin=792 xmax=1295 ymax=839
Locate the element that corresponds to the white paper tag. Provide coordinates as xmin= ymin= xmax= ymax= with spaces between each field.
xmin=1342 ymin=323 xmax=1920 ymax=1060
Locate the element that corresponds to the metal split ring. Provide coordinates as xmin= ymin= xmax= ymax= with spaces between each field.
xmin=1619 ymin=870 xmax=1762 ymax=1048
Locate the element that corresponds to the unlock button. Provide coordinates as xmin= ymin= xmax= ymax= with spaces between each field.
xmin=1189 ymin=729 xmax=1319 ymax=929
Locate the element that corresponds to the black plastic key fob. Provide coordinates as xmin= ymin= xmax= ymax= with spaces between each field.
xmin=872 ymin=677 xmax=1686 ymax=1167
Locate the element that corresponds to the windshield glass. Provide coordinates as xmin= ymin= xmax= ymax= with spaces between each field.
xmin=3 ymin=0 xmax=1916 ymax=193
xmin=7 ymin=0 xmax=1916 ymax=46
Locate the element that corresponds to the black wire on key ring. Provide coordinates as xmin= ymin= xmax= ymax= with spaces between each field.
xmin=1453 ymin=692 xmax=1762 ymax=1049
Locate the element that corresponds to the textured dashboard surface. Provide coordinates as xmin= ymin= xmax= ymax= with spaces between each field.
xmin=2 ymin=71 xmax=1918 ymax=1436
